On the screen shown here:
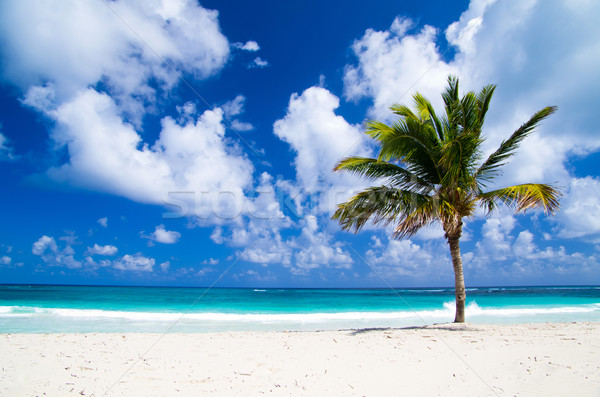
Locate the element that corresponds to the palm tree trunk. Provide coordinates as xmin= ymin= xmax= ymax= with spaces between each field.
xmin=448 ymin=235 xmax=466 ymax=322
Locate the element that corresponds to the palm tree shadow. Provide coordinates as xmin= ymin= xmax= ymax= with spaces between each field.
xmin=347 ymin=323 xmax=483 ymax=335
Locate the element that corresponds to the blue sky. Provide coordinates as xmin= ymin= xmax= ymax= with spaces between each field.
xmin=0 ymin=0 xmax=599 ymax=287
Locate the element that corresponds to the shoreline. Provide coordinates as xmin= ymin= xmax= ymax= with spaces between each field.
xmin=1 ymin=321 xmax=599 ymax=395
xmin=3 ymin=285 xmax=599 ymax=334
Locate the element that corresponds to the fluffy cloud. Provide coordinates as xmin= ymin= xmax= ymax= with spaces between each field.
xmin=342 ymin=0 xmax=600 ymax=238
xmin=208 ymin=171 xmax=296 ymax=271
xmin=35 ymin=90 xmax=253 ymax=217
xmin=456 ymin=209 xmax=600 ymax=283
xmin=0 ymin=0 xmax=259 ymax=226
xmin=240 ymin=241 xmax=292 ymax=267
xmin=222 ymin=95 xmax=254 ymax=131
xmin=231 ymin=41 xmax=266 ymax=69
xmin=142 ymin=225 xmax=181 ymax=244
xmin=0 ymin=0 xmax=229 ymax=120
xmin=344 ymin=17 xmax=455 ymax=119
xmin=474 ymin=213 xmax=517 ymax=261
xmin=209 ymin=174 xmax=354 ymax=276
xmin=233 ymin=41 xmax=260 ymax=52
xmin=0 ymin=256 xmax=11 ymax=266
xmin=230 ymin=120 xmax=254 ymax=132
xmin=221 ymin=95 xmax=246 ymax=117
xmin=32 ymin=235 xmax=81 ymax=269
xmin=365 ymin=235 xmax=448 ymax=281
xmin=274 ymin=86 xmax=363 ymax=189
xmin=363 ymin=213 xmax=600 ymax=285
xmin=32 ymin=236 xmax=57 ymax=256
xmin=84 ymin=256 xmax=112 ymax=270
xmin=84 ymin=251 xmax=165 ymax=273
xmin=233 ymin=214 xmax=353 ymax=276
xmin=97 ymin=217 xmax=108 ymax=228
xmin=557 ymin=177 xmax=600 ymax=239
xmin=31 ymin=236 xmax=160 ymax=273
xmin=113 ymin=254 xmax=155 ymax=272
xmin=249 ymin=57 xmax=269 ymax=69
xmin=160 ymin=261 xmax=170 ymax=272
xmin=292 ymin=216 xmax=353 ymax=275
xmin=86 ymin=244 xmax=118 ymax=256
xmin=273 ymin=86 xmax=371 ymax=214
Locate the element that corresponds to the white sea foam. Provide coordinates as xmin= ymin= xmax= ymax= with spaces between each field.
xmin=1 ymin=302 xmax=598 ymax=324
xmin=0 ymin=306 xmax=36 ymax=317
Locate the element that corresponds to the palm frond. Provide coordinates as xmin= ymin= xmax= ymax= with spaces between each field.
xmin=475 ymin=106 xmax=557 ymax=182
xmin=332 ymin=186 xmax=432 ymax=233
xmin=365 ymin=119 xmax=441 ymax=183
xmin=413 ymin=93 xmax=445 ymax=142
xmin=392 ymin=197 xmax=441 ymax=238
xmin=438 ymin=128 xmax=482 ymax=189
xmin=459 ymin=92 xmax=479 ymax=133
xmin=477 ymin=183 xmax=561 ymax=215
xmin=389 ymin=104 xmax=419 ymax=122
xmin=442 ymin=76 xmax=460 ymax=137
xmin=333 ymin=156 xmax=433 ymax=192
xmin=442 ymin=75 xmax=459 ymax=110
xmin=364 ymin=120 xmax=396 ymax=142
xmin=476 ymin=84 xmax=496 ymax=125
xmin=393 ymin=194 xmax=467 ymax=238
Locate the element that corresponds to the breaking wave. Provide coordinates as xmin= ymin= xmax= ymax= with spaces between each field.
xmin=1 ymin=302 xmax=598 ymax=324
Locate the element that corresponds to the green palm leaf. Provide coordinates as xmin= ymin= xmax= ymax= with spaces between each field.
xmin=478 ymin=183 xmax=561 ymax=215
xmin=476 ymin=84 xmax=496 ymax=125
xmin=333 ymin=157 xmax=433 ymax=192
xmin=332 ymin=186 xmax=431 ymax=233
xmin=475 ymin=106 xmax=557 ymax=182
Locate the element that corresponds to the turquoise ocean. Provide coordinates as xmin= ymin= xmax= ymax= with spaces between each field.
xmin=1 ymin=285 xmax=599 ymax=333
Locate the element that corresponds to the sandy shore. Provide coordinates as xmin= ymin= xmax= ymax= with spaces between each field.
xmin=1 ymin=322 xmax=598 ymax=396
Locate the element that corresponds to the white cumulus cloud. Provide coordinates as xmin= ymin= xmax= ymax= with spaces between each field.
xmin=0 ymin=0 xmax=230 ymax=120
xmin=32 ymin=235 xmax=81 ymax=269
xmin=86 ymin=244 xmax=118 ymax=256
xmin=0 ymin=0 xmax=260 ymax=226
xmin=35 ymin=89 xmax=253 ymax=218
xmin=558 ymin=177 xmax=600 ymax=239
xmin=273 ymin=86 xmax=371 ymax=214
xmin=366 ymin=236 xmax=447 ymax=280
xmin=142 ymin=225 xmax=181 ymax=244
xmin=113 ymin=254 xmax=154 ymax=272
xmin=234 ymin=41 xmax=260 ymax=52
xmin=249 ymin=57 xmax=269 ymax=69
xmin=160 ymin=261 xmax=170 ymax=272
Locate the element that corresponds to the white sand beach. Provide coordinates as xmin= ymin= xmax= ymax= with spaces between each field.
xmin=1 ymin=322 xmax=599 ymax=396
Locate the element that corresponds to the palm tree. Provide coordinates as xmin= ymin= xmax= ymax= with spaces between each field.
xmin=332 ymin=76 xmax=560 ymax=322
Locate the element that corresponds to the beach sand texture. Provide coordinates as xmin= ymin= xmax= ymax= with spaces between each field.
xmin=1 ymin=322 xmax=599 ymax=396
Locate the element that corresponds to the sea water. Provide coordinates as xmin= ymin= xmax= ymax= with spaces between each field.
xmin=0 ymin=285 xmax=599 ymax=333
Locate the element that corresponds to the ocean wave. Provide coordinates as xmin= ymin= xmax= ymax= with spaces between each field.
xmin=543 ymin=286 xmax=595 ymax=290
xmin=1 ymin=302 xmax=599 ymax=323
xmin=444 ymin=301 xmax=600 ymax=317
